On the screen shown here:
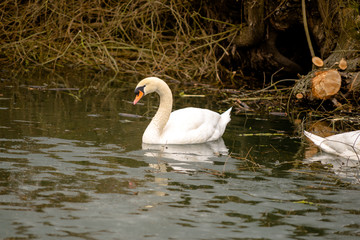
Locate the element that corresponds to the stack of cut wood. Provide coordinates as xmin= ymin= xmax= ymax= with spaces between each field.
xmin=296 ymin=57 xmax=359 ymax=101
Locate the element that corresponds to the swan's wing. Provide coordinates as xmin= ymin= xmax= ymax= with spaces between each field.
xmin=319 ymin=140 xmax=360 ymax=159
xmin=161 ymin=107 xmax=222 ymax=144
xmin=324 ymin=131 xmax=360 ymax=159
xmin=326 ymin=130 xmax=360 ymax=145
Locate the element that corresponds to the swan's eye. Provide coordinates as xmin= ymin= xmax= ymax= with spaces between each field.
xmin=135 ymin=85 xmax=145 ymax=95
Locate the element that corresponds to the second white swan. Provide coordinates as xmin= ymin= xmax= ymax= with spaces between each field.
xmin=304 ymin=130 xmax=360 ymax=160
xmin=133 ymin=77 xmax=232 ymax=144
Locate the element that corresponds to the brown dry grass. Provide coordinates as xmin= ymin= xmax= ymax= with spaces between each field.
xmin=0 ymin=0 xmax=240 ymax=82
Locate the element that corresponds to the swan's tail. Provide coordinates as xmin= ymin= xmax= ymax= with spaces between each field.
xmin=209 ymin=107 xmax=232 ymax=142
xmin=304 ymin=131 xmax=325 ymax=147
xmin=221 ymin=107 xmax=232 ymax=126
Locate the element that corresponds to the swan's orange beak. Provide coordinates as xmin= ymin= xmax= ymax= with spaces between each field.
xmin=133 ymin=90 xmax=144 ymax=105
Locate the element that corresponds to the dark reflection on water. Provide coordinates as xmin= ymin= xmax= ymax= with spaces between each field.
xmin=0 ymin=81 xmax=359 ymax=239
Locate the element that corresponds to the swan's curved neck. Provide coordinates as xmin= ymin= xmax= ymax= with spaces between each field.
xmin=147 ymin=81 xmax=173 ymax=135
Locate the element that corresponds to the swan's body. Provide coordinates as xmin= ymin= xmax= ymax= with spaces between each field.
xmin=133 ymin=77 xmax=232 ymax=144
xmin=304 ymin=130 xmax=360 ymax=160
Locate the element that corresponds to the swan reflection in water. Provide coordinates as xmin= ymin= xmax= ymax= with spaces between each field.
xmin=142 ymin=138 xmax=229 ymax=172
xmin=305 ymin=153 xmax=360 ymax=184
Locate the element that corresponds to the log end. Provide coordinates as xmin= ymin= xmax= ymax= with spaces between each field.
xmin=311 ymin=69 xmax=341 ymax=99
xmin=312 ymin=56 xmax=324 ymax=67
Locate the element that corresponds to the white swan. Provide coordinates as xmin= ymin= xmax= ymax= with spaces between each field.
xmin=133 ymin=77 xmax=232 ymax=144
xmin=304 ymin=130 xmax=360 ymax=160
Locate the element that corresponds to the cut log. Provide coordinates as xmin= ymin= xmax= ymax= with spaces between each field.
xmin=296 ymin=93 xmax=304 ymax=99
xmin=311 ymin=69 xmax=341 ymax=99
xmin=312 ymin=56 xmax=324 ymax=67
xmin=339 ymin=58 xmax=347 ymax=70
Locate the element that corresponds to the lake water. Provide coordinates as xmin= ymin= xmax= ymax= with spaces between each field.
xmin=0 ymin=76 xmax=359 ymax=239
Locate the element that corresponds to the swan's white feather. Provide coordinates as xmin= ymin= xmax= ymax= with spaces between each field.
xmin=304 ymin=130 xmax=360 ymax=160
